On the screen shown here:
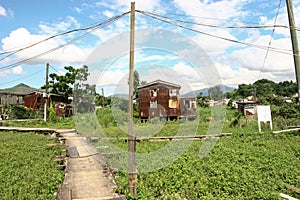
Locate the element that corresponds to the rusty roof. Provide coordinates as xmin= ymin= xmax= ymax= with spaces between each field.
xmin=137 ymin=79 xmax=181 ymax=89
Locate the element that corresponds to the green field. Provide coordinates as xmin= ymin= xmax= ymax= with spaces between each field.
xmin=1 ymin=106 xmax=300 ymax=199
xmin=0 ymin=131 xmax=64 ymax=200
xmin=110 ymin=132 xmax=300 ymax=199
xmin=80 ymin=108 xmax=300 ymax=200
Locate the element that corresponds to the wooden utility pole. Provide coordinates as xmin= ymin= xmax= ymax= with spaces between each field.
xmin=44 ymin=63 xmax=49 ymax=122
xmin=286 ymin=0 xmax=300 ymax=103
xmin=128 ymin=1 xmax=137 ymax=196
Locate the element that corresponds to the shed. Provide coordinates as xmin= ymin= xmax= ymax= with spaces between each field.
xmin=23 ymin=91 xmax=66 ymax=111
xmin=236 ymin=101 xmax=261 ymax=116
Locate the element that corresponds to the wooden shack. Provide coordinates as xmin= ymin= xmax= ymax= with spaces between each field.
xmin=180 ymin=97 xmax=197 ymax=119
xmin=137 ymin=80 xmax=197 ymax=120
xmin=23 ymin=91 xmax=66 ymax=111
xmin=236 ymin=100 xmax=261 ymax=116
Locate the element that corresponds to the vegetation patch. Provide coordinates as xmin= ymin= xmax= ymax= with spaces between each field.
xmin=0 ymin=131 xmax=64 ymax=199
xmin=111 ymin=131 xmax=300 ymax=199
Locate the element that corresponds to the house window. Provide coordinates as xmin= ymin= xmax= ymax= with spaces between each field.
xmin=150 ymin=101 xmax=157 ymax=108
xmin=150 ymin=89 xmax=157 ymax=97
xmin=169 ymin=89 xmax=177 ymax=96
xmin=191 ymin=100 xmax=196 ymax=108
xmin=184 ymin=100 xmax=191 ymax=109
xmin=168 ymin=100 xmax=177 ymax=108
xmin=37 ymin=96 xmax=42 ymax=103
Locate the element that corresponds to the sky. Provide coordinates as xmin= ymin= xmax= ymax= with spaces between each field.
xmin=0 ymin=0 xmax=300 ymax=96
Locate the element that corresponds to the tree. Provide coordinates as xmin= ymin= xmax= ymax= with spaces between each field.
xmin=276 ymin=81 xmax=297 ymax=97
xmin=208 ymin=85 xmax=224 ymax=100
xmin=140 ymin=80 xmax=147 ymax=86
xmin=43 ymin=66 xmax=79 ymax=102
xmin=133 ymin=70 xmax=140 ymax=98
xmin=128 ymin=70 xmax=143 ymax=98
xmin=253 ymin=79 xmax=276 ymax=98
xmin=237 ymin=84 xmax=253 ymax=98
xmin=73 ymin=65 xmax=96 ymax=113
xmin=95 ymin=94 xmax=111 ymax=107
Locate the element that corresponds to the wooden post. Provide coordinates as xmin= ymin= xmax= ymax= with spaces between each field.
xmin=286 ymin=0 xmax=300 ymax=104
xmin=44 ymin=63 xmax=49 ymax=122
xmin=128 ymin=1 xmax=137 ymax=196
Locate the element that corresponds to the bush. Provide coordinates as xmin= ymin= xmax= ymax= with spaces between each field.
xmin=9 ymin=105 xmax=37 ymax=119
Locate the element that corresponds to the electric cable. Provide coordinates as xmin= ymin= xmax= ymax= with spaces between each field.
xmin=137 ymin=10 xmax=298 ymax=30
xmin=0 ymin=68 xmax=45 ymax=87
xmin=137 ymin=10 xmax=294 ymax=55
xmin=49 ymin=64 xmax=61 ymax=74
xmin=0 ymin=12 xmax=129 ymax=72
xmin=258 ymin=0 xmax=282 ymax=80
xmin=154 ymin=12 xmax=263 ymax=26
xmin=0 ymin=11 xmax=130 ymax=58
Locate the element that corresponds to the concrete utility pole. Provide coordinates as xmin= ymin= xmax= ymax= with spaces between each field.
xmin=286 ymin=0 xmax=300 ymax=103
xmin=44 ymin=63 xmax=49 ymax=122
xmin=128 ymin=1 xmax=137 ymax=196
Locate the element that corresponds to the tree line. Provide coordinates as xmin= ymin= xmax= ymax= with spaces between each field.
xmin=227 ymin=79 xmax=297 ymax=100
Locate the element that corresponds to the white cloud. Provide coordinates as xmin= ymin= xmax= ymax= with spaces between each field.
xmin=0 ymin=5 xmax=6 ymax=16
xmin=173 ymin=0 xmax=248 ymax=22
xmin=74 ymin=7 xmax=82 ymax=13
xmin=215 ymin=62 xmax=239 ymax=80
xmin=39 ymin=16 xmax=80 ymax=35
xmin=193 ymin=29 xmax=238 ymax=55
xmin=97 ymin=0 xmax=163 ymax=13
xmin=96 ymin=69 xmax=127 ymax=86
xmin=1 ymin=27 xmax=92 ymax=66
xmin=213 ymin=36 xmax=296 ymax=87
xmin=12 ymin=65 xmax=23 ymax=75
xmin=0 ymin=69 xmax=10 ymax=76
xmin=103 ymin=10 xmax=114 ymax=18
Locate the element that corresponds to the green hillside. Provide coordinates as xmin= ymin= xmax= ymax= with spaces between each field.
xmin=0 ymin=83 xmax=38 ymax=94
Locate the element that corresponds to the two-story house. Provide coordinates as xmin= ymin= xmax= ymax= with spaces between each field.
xmin=137 ymin=79 xmax=196 ymax=120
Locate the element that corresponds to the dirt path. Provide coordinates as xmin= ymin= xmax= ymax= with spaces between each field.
xmin=56 ymin=130 xmax=125 ymax=200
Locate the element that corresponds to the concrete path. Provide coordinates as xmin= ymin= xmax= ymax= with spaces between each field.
xmin=56 ymin=130 xmax=125 ymax=200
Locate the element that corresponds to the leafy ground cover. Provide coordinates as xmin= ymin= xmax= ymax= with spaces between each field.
xmin=106 ymin=130 xmax=300 ymax=199
xmin=2 ymin=106 xmax=300 ymax=199
xmin=0 ymin=117 xmax=75 ymax=129
xmin=0 ymin=131 xmax=64 ymax=199
xmin=83 ymin=108 xmax=300 ymax=199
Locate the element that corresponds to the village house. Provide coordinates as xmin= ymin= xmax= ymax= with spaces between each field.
xmin=137 ymin=79 xmax=196 ymax=120
xmin=236 ymin=99 xmax=261 ymax=116
xmin=23 ymin=91 xmax=73 ymax=117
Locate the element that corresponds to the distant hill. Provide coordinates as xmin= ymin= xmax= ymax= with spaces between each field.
xmin=0 ymin=83 xmax=39 ymax=95
xmin=108 ymin=93 xmax=129 ymax=99
xmin=183 ymin=85 xmax=236 ymax=97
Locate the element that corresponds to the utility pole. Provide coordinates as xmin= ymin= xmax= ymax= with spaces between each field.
xmin=44 ymin=63 xmax=49 ymax=122
xmin=128 ymin=1 xmax=137 ymax=196
xmin=286 ymin=0 xmax=300 ymax=103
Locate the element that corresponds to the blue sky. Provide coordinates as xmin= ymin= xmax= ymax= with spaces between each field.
xmin=0 ymin=0 xmax=300 ymax=96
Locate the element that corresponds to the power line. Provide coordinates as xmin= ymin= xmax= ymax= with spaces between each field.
xmin=137 ymin=10 xmax=294 ymax=55
xmin=0 ymin=68 xmax=44 ymax=87
xmin=258 ymin=0 xmax=283 ymax=80
xmin=0 ymin=12 xmax=129 ymax=72
xmin=137 ymin=10 xmax=299 ymax=31
xmin=49 ymin=64 xmax=61 ymax=74
xmin=155 ymin=11 xmax=265 ymax=26
xmin=0 ymin=12 xmax=130 ymax=59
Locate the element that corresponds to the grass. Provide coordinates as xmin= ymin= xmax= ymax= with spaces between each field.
xmin=1 ymin=107 xmax=300 ymax=199
xmin=85 ymin=107 xmax=300 ymax=199
xmin=108 ymin=128 xmax=300 ymax=199
xmin=0 ymin=131 xmax=65 ymax=199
